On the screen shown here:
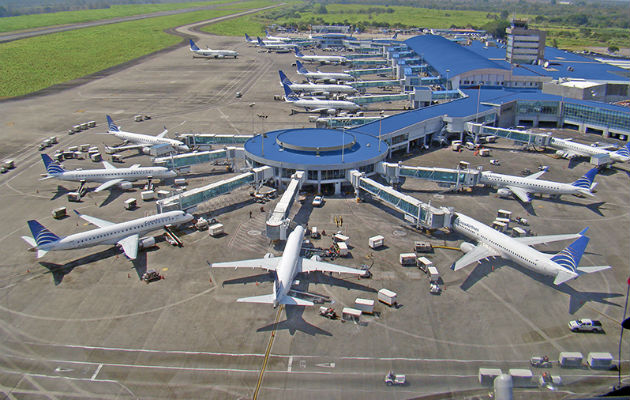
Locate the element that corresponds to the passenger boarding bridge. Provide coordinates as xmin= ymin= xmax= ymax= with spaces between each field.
xmin=346 ymin=67 xmax=393 ymax=77
xmin=351 ymin=80 xmax=401 ymax=89
xmin=348 ymin=93 xmax=411 ymax=106
xmin=377 ymin=162 xmax=480 ymax=189
xmin=153 ymin=147 xmax=242 ymax=170
xmin=347 ymin=170 xmax=454 ymax=231
xmin=465 ymin=122 xmax=551 ymax=146
xmin=177 ymin=133 xmax=253 ymax=150
xmin=266 ymin=171 xmax=306 ymax=240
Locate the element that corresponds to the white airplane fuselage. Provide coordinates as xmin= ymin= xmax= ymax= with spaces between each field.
xmin=51 ymin=166 xmax=176 ymax=184
xmin=299 ymin=71 xmax=354 ymax=83
xmin=550 ymin=137 xmax=629 ymax=162
xmin=452 ymin=213 xmax=575 ymax=280
xmin=287 ymin=83 xmax=357 ymax=95
xmin=273 ymin=225 xmax=306 ymax=305
xmin=192 ymin=49 xmax=238 ymax=58
xmin=111 ymin=129 xmax=189 ymax=152
xmin=479 ymin=171 xmax=588 ymax=197
xmin=298 ymin=54 xmax=348 ymax=64
xmin=289 ymin=97 xmax=360 ymax=112
xmin=37 ymin=211 xmax=193 ymax=253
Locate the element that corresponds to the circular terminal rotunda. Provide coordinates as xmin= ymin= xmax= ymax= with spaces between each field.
xmin=243 ymin=128 xmax=388 ymax=194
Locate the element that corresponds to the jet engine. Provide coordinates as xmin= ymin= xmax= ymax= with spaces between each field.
xmin=142 ymin=146 xmax=152 ymax=154
xmin=139 ymin=237 xmax=156 ymax=249
xmin=264 ymin=253 xmax=275 ymax=258
xmin=326 ymin=108 xmax=337 ymax=115
xmin=497 ymin=188 xmax=512 ymax=198
xmin=460 ymin=242 xmax=475 ymax=253
xmin=555 ymin=150 xmax=569 ymax=158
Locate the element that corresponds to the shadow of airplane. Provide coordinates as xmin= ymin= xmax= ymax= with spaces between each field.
xmin=98 ymin=189 xmax=125 ymax=208
xmin=38 ymin=247 xmax=122 ymax=285
xmin=256 ymin=305 xmax=332 ymax=336
xmin=51 ymin=185 xmax=71 ymax=201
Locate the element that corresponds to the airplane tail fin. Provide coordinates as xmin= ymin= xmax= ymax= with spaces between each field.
xmin=257 ymin=37 xmax=264 ymax=46
xmin=106 ymin=115 xmax=120 ymax=132
xmin=551 ymin=233 xmax=590 ymax=284
xmin=296 ymin=60 xmax=308 ymax=74
xmin=41 ymin=154 xmax=65 ymax=175
xmin=294 ymin=47 xmax=303 ymax=57
xmin=24 ymin=220 xmax=59 ymax=257
xmin=282 ymin=83 xmax=297 ymax=101
xmin=189 ymin=39 xmax=200 ymax=51
xmin=392 ymin=32 xmax=398 ymax=39
xmin=571 ymin=167 xmax=599 ymax=195
xmin=245 ymin=33 xmax=251 ymax=42
xmin=278 ymin=70 xmax=292 ymax=86
xmin=614 ymin=142 xmax=630 ymax=158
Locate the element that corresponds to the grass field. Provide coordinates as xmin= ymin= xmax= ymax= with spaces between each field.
xmin=0 ymin=0 xmax=276 ymax=98
xmin=0 ymin=1 xmax=230 ymax=34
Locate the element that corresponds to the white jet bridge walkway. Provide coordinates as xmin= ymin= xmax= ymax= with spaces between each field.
xmin=377 ymin=162 xmax=481 ymax=189
xmin=178 ymin=133 xmax=254 ymax=150
xmin=348 ymin=93 xmax=410 ymax=106
xmin=350 ymin=80 xmax=400 ymax=89
xmin=465 ymin=123 xmax=551 ymax=146
xmin=347 ymin=170 xmax=454 ymax=231
xmin=266 ymin=171 xmax=306 ymax=240
xmin=156 ymin=166 xmax=273 ymax=213
xmin=346 ymin=67 xmax=393 ymax=77
xmin=153 ymin=147 xmax=243 ymax=170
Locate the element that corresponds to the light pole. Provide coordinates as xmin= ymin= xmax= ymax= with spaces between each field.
xmin=618 ymin=277 xmax=630 ymax=389
xmin=258 ymin=114 xmax=268 ymax=157
xmin=446 ymin=69 xmax=450 ymax=90
xmin=341 ymin=126 xmax=345 ymax=163
xmin=378 ymin=110 xmax=384 ymax=152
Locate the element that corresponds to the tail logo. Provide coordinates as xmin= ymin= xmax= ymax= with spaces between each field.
xmin=551 ymin=235 xmax=589 ymax=273
xmin=41 ymin=154 xmax=64 ymax=175
xmin=27 ymin=220 xmax=60 ymax=246
xmin=106 ymin=115 xmax=120 ymax=132
xmin=572 ymin=168 xmax=598 ymax=189
xmin=615 ymin=143 xmax=630 ymax=158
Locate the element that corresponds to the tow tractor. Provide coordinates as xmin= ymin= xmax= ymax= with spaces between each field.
xmin=319 ymin=306 xmax=337 ymax=319
xmin=385 ymin=371 xmax=406 ymax=386
xmin=142 ymin=269 xmax=162 ymax=283
xmin=530 ymin=355 xmax=552 ymax=368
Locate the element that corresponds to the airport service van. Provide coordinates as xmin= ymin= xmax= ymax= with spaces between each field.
xmin=369 ymin=235 xmax=384 ymax=249
xmin=427 ymin=266 xmax=440 ymax=283
xmin=587 ymin=352 xmax=613 ymax=369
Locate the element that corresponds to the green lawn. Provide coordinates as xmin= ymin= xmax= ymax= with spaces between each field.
xmin=0 ymin=0 xmax=276 ymax=98
xmin=0 ymin=1 xmax=230 ymax=34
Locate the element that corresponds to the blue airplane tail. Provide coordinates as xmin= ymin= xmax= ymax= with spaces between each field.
xmin=257 ymin=37 xmax=264 ymax=46
xmin=294 ymin=47 xmax=303 ymax=57
xmin=41 ymin=154 xmax=65 ymax=175
xmin=551 ymin=233 xmax=589 ymax=274
xmin=106 ymin=115 xmax=120 ymax=132
xmin=392 ymin=32 xmax=398 ymax=39
xmin=245 ymin=33 xmax=251 ymax=41
xmin=296 ymin=60 xmax=308 ymax=74
xmin=614 ymin=142 xmax=630 ymax=158
xmin=571 ymin=167 xmax=598 ymax=189
xmin=282 ymin=83 xmax=297 ymax=101
xmin=278 ymin=71 xmax=292 ymax=86
xmin=27 ymin=220 xmax=60 ymax=246
xmin=189 ymin=39 xmax=200 ymax=51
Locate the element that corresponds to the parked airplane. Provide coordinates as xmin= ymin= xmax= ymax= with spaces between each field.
xmin=282 ymin=83 xmax=360 ymax=114
xmin=210 ymin=225 xmax=366 ymax=307
xmin=265 ymin=30 xmax=292 ymax=42
xmin=105 ymin=115 xmax=189 ymax=153
xmin=294 ymin=48 xmax=348 ymax=65
xmin=22 ymin=210 xmax=193 ymax=260
xmin=549 ymin=137 xmax=630 ymax=163
xmin=189 ymin=39 xmax=238 ymax=59
xmin=244 ymin=33 xmax=257 ymax=44
xmin=479 ymin=167 xmax=599 ymax=203
xmin=451 ymin=213 xmax=610 ymax=285
xmin=279 ymin=71 xmax=357 ymax=96
xmin=296 ymin=61 xmax=354 ymax=83
xmin=256 ymin=36 xmax=297 ymax=53
xmin=40 ymin=154 xmax=176 ymax=192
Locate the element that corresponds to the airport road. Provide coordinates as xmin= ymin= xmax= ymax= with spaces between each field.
xmin=1 ymin=14 xmax=629 ymax=399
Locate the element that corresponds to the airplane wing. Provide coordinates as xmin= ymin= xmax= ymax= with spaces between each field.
xmin=157 ymin=128 xmax=168 ymax=138
xmin=75 ymin=211 xmax=116 ymax=228
xmin=94 ymin=178 xmax=125 ymax=193
xmin=298 ymin=257 xmax=366 ymax=275
xmin=525 ymin=170 xmax=546 ymax=179
xmin=506 ymin=186 xmax=531 ymax=203
xmin=130 ymin=164 xmax=141 ymax=169
xmin=102 ymin=161 xmax=117 ymax=170
xmin=209 ymin=257 xmax=281 ymax=271
xmin=451 ymin=244 xmax=500 ymax=271
xmin=107 ymin=144 xmax=143 ymax=152
xmin=117 ymin=234 xmax=139 ymax=260
xmin=513 ymin=233 xmax=580 ymax=247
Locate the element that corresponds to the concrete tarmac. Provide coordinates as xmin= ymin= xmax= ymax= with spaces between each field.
xmin=0 ymin=15 xmax=629 ymax=400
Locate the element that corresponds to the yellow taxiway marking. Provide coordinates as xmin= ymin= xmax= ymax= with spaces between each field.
xmin=253 ymin=304 xmax=283 ymax=400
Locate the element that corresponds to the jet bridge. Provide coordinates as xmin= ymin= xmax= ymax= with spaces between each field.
xmin=153 ymin=147 xmax=244 ymax=170
xmin=465 ymin=123 xmax=551 ymax=146
xmin=178 ymin=133 xmax=253 ymax=150
xmin=348 ymin=93 xmax=410 ymax=105
xmin=266 ymin=171 xmax=306 ymax=240
xmin=156 ymin=166 xmax=273 ymax=213
xmin=346 ymin=67 xmax=393 ymax=77
xmin=377 ymin=162 xmax=480 ymax=189
xmin=347 ymin=170 xmax=454 ymax=231
xmin=349 ymin=59 xmax=387 ymax=67
xmin=350 ymin=80 xmax=401 ymax=89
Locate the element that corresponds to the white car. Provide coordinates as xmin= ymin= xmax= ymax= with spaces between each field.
xmin=568 ymin=319 xmax=604 ymax=333
xmin=312 ymin=196 xmax=324 ymax=207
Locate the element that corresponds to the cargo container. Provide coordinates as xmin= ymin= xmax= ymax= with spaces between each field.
xmin=417 ymin=256 xmax=433 ymax=272
xmin=369 ymin=235 xmax=384 ymax=249
xmin=49 ymin=136 xmax=58 ymax=144
xmin=90 ymin=153 xmax=102 ymax=162
xmin=80 ymin=123 xmax=88 ymax=130
xmin=88 ymin=121 xmax=96 ymax=128
xmin=399 ymin=253 xmax=416 ymax=266
xmin=414 ymin=241 xmax=433 ymax=253
xmin=378 ymin=288 xmax=397 ymax=307
xmin=559 ymin=352 xmax=583 ymax=368
xmin=120 ymin=182 xmax=133 ymax=191
xmin=174 ymin=178 xmax=186 ymax=186
xmin=497 ymin=209 xmax=512 ymax=219
xmin=310 ymin=226 xmax=320 ymax=239
xmin=336 ymin=241 xmax=348 ymax=256
xmin=427 ymin=266 xmax=440 ymax=283
xmin=333 ymin=233 xmax=350 ymax=245
xmin=478 ymin=368 xmax=502 ymax=386
xmin=67 ymin=192 xmax=81 ymax=202
xmin=341 ymin=307 xmax=361 ymax=323
xmin=124 ymin=198 xmax=137 ymax=210
xmin=354 ymin=298 xmax=375 ymax=314
xmin=587 ymin=352 xmax=613 ymax=369
xmin=509 ymin=369 xmax=534 ymax=388
xmin=52 ymin=207 xmax=67 ymax=219
xmin=209 ymin=223 xmax=224 ymax=237
xmin=141 ymin=190 xmax=155 ymax=201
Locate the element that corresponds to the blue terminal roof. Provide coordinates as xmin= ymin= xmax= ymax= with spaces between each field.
xmin=464 ymin=40 xmax=629 ymax=82
xmin=403 ymin=35 xmax=508 ymax=78
xmin=244 ymin=128 xmax=388 ymax=167
xmin=351 ymin=88 xmax=630 ymax=137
